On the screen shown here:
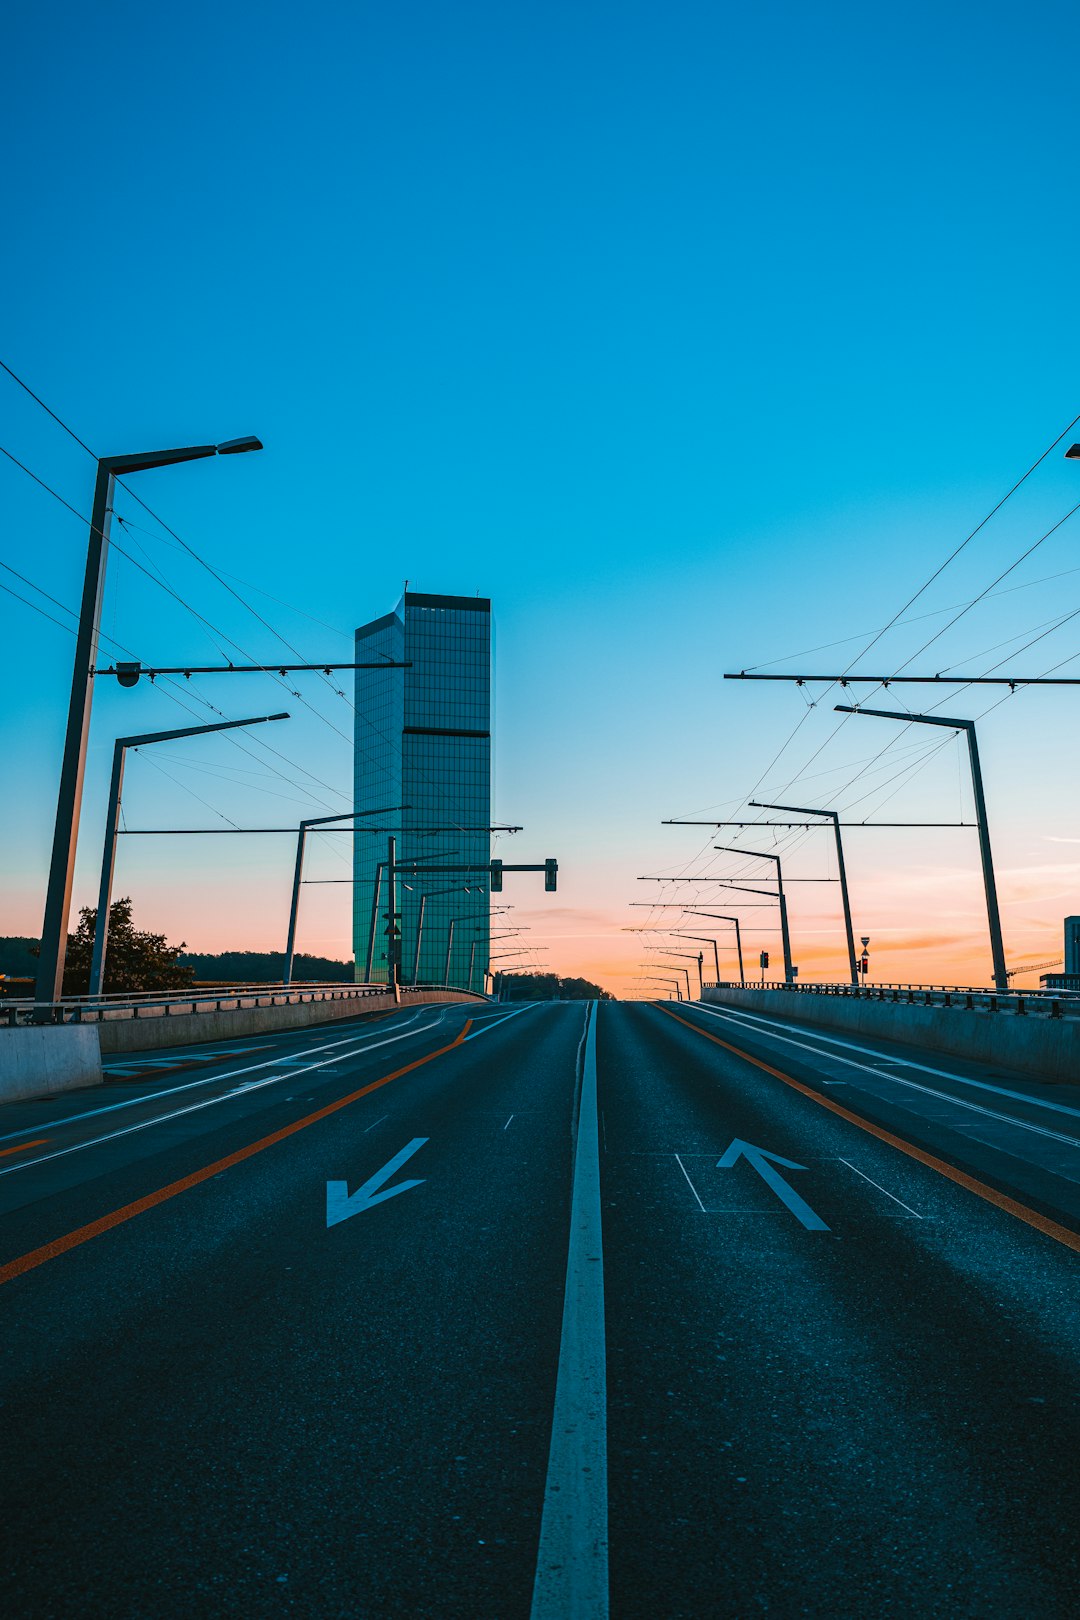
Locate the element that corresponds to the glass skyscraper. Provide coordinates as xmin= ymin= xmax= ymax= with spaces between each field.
xmin=353 ymin=592 xmax=491 ymax=990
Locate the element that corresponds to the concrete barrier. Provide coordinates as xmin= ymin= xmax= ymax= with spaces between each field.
xmin=95 ymin=987 xmax=487 ymax=1055
xmin=0 ymin=990 xmax=487 ymax=1101
xmin=0 ymin=1025 xmax=102 ymax=1103
xmin=701 ymin=987 xmax=1080 ymax=1084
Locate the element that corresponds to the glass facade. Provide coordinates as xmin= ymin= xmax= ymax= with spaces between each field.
xmin=353 ymin=593 xmax=491 ymax=989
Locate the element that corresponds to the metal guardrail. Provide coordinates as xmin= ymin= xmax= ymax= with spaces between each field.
xmin=2 ymin=982 xmax=478 ymax=1029
xmin=705 ymin=980 xmax=1080 ymax=1020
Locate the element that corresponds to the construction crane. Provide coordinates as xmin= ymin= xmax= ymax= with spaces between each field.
xmin=1005 ymin=958 xmax=1063 ymax=981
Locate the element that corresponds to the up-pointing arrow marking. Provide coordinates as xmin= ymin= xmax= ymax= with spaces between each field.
xmin=717 ymin=1138 xmax=829 ymax=1231
xmin=326 ymin=1136 xmax=429 ymax=1227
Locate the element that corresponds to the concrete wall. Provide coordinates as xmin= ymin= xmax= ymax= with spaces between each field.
xmin=96 ymin=988 xmax=488 ymax=1055
xmin=0 ymin=1025 xmax=102 ymax=1103
xmin=0 ymin=990 xmax=487 ymax=1101
xmin=702 ymin=987 xmax=1080 ymax=1085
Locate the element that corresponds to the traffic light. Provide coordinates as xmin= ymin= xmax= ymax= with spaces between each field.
xmin=759 ymin=951 xmax=769 ymax=970
xmin=544 ymin=858 xmax=558 ymax=892
xmin=490 ymin=859 xmax=503 ymax=892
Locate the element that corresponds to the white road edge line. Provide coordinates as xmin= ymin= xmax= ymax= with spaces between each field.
xmin=0 ymin=1010 xmax=457 ymax=1148
xmin=683 ymin=1005 xmax=1080 ymax=1153
xmin=838 ymin=1158 xmax=924 ymax=1217
xmin=0 ymin=1015 xmax=464 ymax=1179
xmin=530 ymin=1001 xmax=609 ymax=1620
xmin=690 ymin=1002 xmax=1080 ymax=1121
xmin=674 ymin=1153 xmax=707 ymax=1213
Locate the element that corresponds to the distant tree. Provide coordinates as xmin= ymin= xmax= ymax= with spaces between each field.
xmin=0 ymin=938 xmax=41 ymax=978
xmin=497 ymin=971 xmax=614 ymax=1001
xmin=56 ymin=898 xmax=196 ymax=996
xmin=177 ymin=950 xmax=354 ymax=984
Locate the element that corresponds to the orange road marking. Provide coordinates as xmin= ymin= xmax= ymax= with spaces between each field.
xmin=0 ymin=1139 xmax=49 ymax=1159
xmin=0 ymin=1020 xmax=472 ymax=1288
xmin=652 ymin=1003 xmax=1080 ymax=1256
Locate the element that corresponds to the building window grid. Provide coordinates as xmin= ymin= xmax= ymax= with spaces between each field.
xmin=353 ymin=599 xmax=490 ymax=986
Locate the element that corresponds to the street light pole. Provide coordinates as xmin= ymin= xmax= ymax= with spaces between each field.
xmin=387 ymin=835 xmax=399 ymax=1001
xmin=643 ymin=949 xmax=702 ymax=996
xmin=751 ymin=800 xmax=858 ymax=985
xmin=674 ymin=934 xmax=721 ymax=985
xmin=90 ymin=712 xmax=288 ymax=997
xmin=836 ymin=705 xmax=1009 ymax=992
xmin=35 ymin=437 xmax=262 ymax=1009
xmin=714 ymin=849 xmax=794 ymax=983
xmin=412 ymin=894 xmax=426 ymax=985
xmin=283 ymin=805 xmax=404 ymax=986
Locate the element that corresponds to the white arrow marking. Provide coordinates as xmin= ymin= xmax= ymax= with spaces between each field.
xmin=326 ymin=1137 xmax=429 ymax=1227
xmin=717 ymin=1138 xmax=829 ymax=1231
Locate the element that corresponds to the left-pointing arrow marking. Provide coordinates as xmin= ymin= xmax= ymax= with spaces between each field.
xmin=326 ymin=1136 xmax=429 ymax=1227
xmin=717 ymin=1138 xmax=829 ymax=1231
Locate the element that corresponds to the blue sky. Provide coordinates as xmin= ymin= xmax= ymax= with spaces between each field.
xmin=3 ymin=1 xmax=1079 ymax=992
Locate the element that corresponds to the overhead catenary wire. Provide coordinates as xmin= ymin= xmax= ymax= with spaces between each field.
xmin=0 ymin=434 xmax=352 ymax=810
xmin=2 ymin=364 xmax=498 ymax=849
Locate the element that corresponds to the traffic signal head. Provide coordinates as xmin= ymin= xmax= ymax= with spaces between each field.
xmin=544 ymin=858 xmax=558 ymax=892
xmin=490 ymin=859 xmax=503 ymax=892
xmin=760 ymin=950 xmax=769 ymax=969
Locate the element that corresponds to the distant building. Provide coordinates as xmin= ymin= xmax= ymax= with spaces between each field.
xmin=1039 ymin=915 xmax=1080 ymax=992
xmin=352 ymin=592 xmax=491 ymax=989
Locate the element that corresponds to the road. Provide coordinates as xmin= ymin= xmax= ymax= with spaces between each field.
xmin=1 ymin=998 xmax=1078 ymax=1617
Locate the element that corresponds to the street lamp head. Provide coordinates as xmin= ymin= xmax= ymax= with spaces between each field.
xmin=1066 ymin=444 xmax=1080 ymax=460
xmin=216 ymin=436 xmax=263 ymax=455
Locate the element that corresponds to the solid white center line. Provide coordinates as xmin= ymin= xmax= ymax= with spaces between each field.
xmin=674 ymin=1153 xmax=707 ymax=1213
xmin=839 ymin=1158 xmax=923 ymax=1217
xmin=530 ymin=1002 xmax=608 ymax=1620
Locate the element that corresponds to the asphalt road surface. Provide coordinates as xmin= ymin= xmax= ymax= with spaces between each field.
xmin=1 ymin=998 xmax=1078 ymax=1618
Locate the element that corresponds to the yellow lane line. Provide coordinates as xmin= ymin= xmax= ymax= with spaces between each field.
xmin=0 ymin=1020 xmax=472 ymax=1288
xmin=652 ymin=1003 xmax=1080 ymax=1255
xmin=0 ymin=1139 xmax=49 ymax=1159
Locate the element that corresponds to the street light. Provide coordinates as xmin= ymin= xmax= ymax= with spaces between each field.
xmin=714 ymin=848 xmax=794 ymax=983
xmin=679 ymin=919 xmax=744 ymax=986
xmin=653 ymin=949 xmax=704 ymax=996
xmin=647 ymin=960 xmax=694 ymax=1000
xmin=445 ymin=916 xmax=483 ymax=988
xmin=89 ymin=712 xmax=289 ymax=997
xmin=750 ymin=801 xmax=858 ymax=985
xmin=283 ymin=805 xmax=407 ymax=987
xmin=36 ymin=436 xmax=263 ymax=1009
xmin=836 ymin=705 xmax=1008 ymax=992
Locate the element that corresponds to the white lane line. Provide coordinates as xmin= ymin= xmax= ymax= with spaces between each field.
xmin=692 ymin=1002 xmax=1080 ymax=1121
xmin=0 ymin=1018 xmax=463 ymax=1179
xmin=503 ymin=1115 xmax=515 ymax=1130
xmin=530 ymin=1003 xmax=608 ymax=1620
xmin=839 ymin=1158 xmax=923 ymax=1217
xmin=0 ymin=1081 xmax=290 ymax=1178
xmin=0 ymin=1013 xmax=456 ymax=1148
xmin=674 ymin=1153 xmax=707 ymax=1213
xmin=462 ymin=1004 xmax=537 ymax=1040
xmin=683 ymin=1007 xmax=1080 ymax=1154
xmin=362 ymin=1114 xmax=389 ymax=1134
